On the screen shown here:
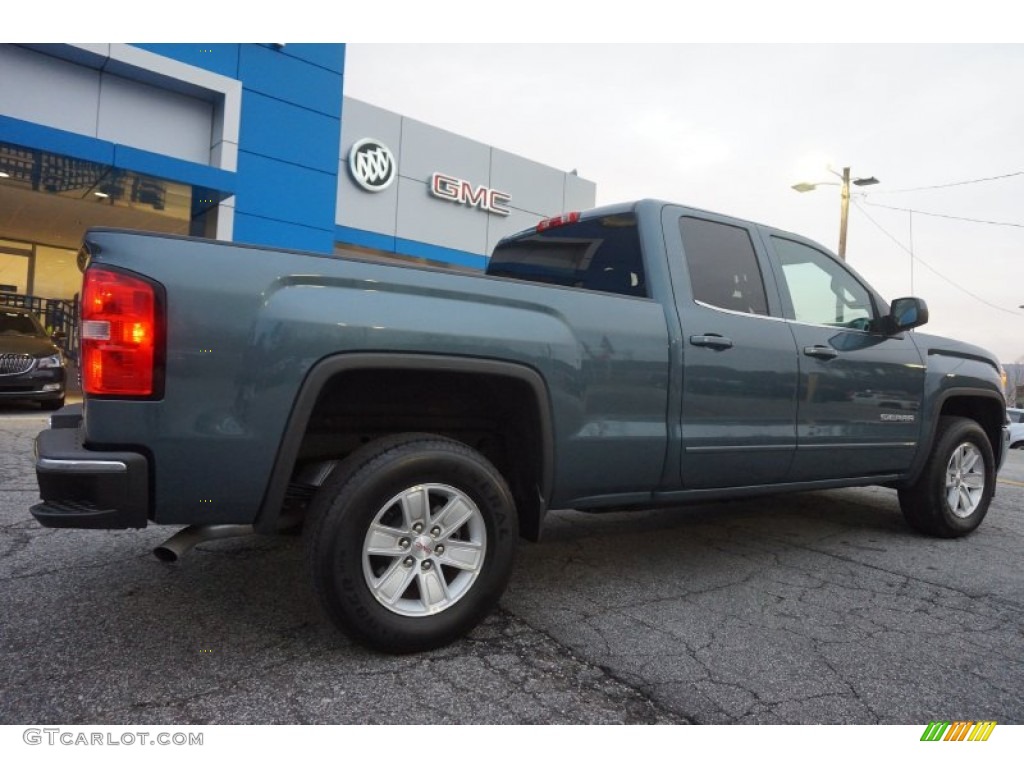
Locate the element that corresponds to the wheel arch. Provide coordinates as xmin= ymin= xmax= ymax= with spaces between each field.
xmin=903 ymin=387 xmax=1006 ymax=487
xmin=255 ymin=353 xmax=555 ymax=540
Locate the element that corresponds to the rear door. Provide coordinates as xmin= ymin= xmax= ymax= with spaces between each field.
xmin=663 ymin=207 xmax=799 ymax=489
xmin=762 ymin=232 xmax=926 ymax=481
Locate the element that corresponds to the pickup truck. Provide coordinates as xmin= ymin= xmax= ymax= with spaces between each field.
xmin=31 ymin=199 xmax=1011 ymax=652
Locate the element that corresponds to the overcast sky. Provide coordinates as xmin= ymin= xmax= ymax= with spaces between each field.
xmin=344 ymin=44 xmax=1024 ymax=363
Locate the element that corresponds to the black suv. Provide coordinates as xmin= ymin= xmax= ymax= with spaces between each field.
xmin=0 ymin=306 xmax=66 ymax=410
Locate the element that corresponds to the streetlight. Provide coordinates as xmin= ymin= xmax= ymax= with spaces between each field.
xmin=792 ymin=166 xmax=879 ymax=260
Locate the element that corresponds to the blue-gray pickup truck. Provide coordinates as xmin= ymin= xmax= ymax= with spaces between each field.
xmin=32 ymin=200 xmax=1011 ymax=652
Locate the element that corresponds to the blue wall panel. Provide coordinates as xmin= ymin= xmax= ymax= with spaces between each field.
xmin=238 ymin=92 xmax=341 ymax=173
xmin=335 ymin=225 xmax=397 ymax=253
xmin=0 ymin=115 xmax=114 ymax=166
xmin=239 ymin=45 xmax=342 ymax=117
xmin=231 ymin=44 xmax=343 ymax=254
xmin=140 ymin=43 xmax=345 ymax=256
xmin=233 ymin=212 xmax=334 ymax=253
xmin=134 ymin=44 xmax=240 ymax=78
xmin=264 ymin=44 xmax=345 ymax=74
xmin=114 ymin=145 xmax=235 ymax=194
xmin=0 ymin=115 xmax=234 ymax=197
xmin=233 ymin=151 xmax=336 ymax=230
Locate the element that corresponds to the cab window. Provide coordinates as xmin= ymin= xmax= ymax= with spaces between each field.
xmin=488 ymin=213 xmax=647 ymax=298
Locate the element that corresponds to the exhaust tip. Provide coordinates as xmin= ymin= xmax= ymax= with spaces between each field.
xmin=152 ymin=524 xmax=255 ymax=562
xmin=152 ymin=545 xmax=179 ymax=562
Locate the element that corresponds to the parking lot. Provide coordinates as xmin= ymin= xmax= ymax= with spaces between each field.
xmin=2 ymin=402 xmax=1023 ymax=725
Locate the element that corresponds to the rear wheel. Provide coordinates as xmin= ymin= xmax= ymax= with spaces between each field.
xmin=898 ymin=416 xmax=994 ymax=537
xmin=304 ymin=434 xmax=517 ymax=653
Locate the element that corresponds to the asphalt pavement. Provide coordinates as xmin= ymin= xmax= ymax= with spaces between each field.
xmin=2 ymin=404 xmax=1022 ymax=725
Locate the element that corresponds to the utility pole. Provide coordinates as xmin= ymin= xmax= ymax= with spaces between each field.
xmin=838 ymin=167 xmax=851 ymax=261
xmin=792 ymin=166 xmax=878 ymax=261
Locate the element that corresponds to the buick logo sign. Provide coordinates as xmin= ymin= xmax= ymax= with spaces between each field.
xmin=349 ymin=138 xmax=396 ymax=192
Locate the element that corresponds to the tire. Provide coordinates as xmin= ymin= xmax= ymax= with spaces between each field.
xmin=39 ymin=397 xmax=65 ymax=412
xmin=304 ymin=433 xmax=518 ymax=653
xmin=898 ymin=416 xmax=994 ymax=538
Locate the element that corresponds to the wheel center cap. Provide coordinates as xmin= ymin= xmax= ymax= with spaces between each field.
xmin=411 ymin=535 xmax=433 ymax=560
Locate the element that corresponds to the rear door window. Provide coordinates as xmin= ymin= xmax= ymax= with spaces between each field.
xmin=678 ymin=216 xmax=769 ymax=315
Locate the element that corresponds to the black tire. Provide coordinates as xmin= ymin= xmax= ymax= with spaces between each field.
xmin=898 ymin=416 xmax=994 ymax=538
xmin=39 ymin=398 xmax=65 ymax=412
xmin=304 ymin=433 xmax=518 ymax=653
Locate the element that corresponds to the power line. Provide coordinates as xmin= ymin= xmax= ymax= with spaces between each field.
xmin=851 ymin=200 xmax=1023 ymax=317
xmin=869 ymin=171 xmax=1024 ymax=194
xmin=862 ymin=200 xmax=1024 ymax=229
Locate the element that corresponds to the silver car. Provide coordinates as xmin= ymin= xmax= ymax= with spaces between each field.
xmin=1008 ymin=407 xmax=1024 ymax=449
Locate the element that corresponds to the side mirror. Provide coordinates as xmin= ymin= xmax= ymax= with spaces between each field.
xmin=52 ymin=330 xmax=67 ymax=342
xmin=884 ymin=297 xmax=928 ymax=334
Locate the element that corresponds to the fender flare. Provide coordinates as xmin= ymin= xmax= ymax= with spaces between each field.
xmin=902 ymin=386 xmax=1006 ymax=487
xmin=254 ymin=352 xmax=555 ymax=535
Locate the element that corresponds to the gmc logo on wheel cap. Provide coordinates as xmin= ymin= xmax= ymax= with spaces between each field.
xmin=349 ymin=138 xmax=396 ymax=192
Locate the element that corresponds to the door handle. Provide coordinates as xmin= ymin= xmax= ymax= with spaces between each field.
xmin=803 ymin=345 xmax=838 ymax=360
xmin=690 ymin=334 xmax=734 ymax=350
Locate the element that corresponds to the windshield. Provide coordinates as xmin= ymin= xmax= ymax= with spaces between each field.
xmin=0 ymin=310 xmax=45 ymax=336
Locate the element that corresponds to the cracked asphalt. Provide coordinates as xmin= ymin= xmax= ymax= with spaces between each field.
xmin=2 ymin=403 xmax=1023 ymax=725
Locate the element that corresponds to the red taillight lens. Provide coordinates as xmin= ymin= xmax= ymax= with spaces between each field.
xmin=81 ymin=266 xmax=159 ymax=396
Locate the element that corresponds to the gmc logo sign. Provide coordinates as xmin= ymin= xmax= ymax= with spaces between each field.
xmin=430 ymin=173 xmax=511 ymax=216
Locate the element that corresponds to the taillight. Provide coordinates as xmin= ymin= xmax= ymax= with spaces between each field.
xmin=81 ymin=266 xmax=160 ymax=397
xmin=536 ymin=212 xmax=580 ymax=232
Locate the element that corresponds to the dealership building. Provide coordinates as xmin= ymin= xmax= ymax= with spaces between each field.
xmin=0 ymin=43 xmax=595 ymax=307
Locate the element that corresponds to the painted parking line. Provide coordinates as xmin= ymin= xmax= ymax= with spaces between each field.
xmin=998 ymin=478 xmax=1024 ymax=488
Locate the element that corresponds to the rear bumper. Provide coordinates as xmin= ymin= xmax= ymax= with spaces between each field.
xmin=31 ymin=405 xmax=149 ymax=529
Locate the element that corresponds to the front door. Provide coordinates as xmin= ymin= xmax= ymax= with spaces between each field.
xmin=765 ymin=234 xmax=926 ymax=481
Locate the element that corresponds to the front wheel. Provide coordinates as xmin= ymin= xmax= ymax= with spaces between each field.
xmin=304 ymin=434 xmax=518 ymax=653
xmin=898 ymin=416 xmax=995 ymax=538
